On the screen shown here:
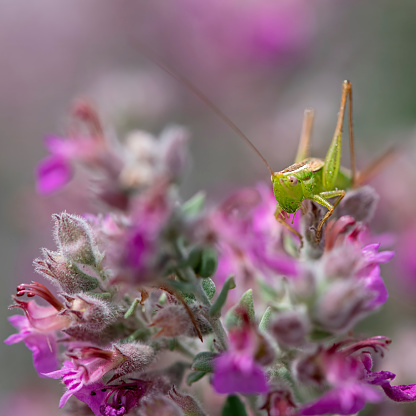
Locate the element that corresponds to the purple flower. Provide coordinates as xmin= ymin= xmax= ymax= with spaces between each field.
xmin=300 ymin=384 xmax=381 ymax=415
xmin=203 ymin=184 xmax=298 ymax=291
xmin=44 ymin=343 xmax=154 ymax=408
xmin=303 ymin=217 xmax=394 ymax=333
xmin=45 ymin=360 xmax=111 ymax=408
xmin=4 ymin=283 xmax=70 ymax=375
xmin=298 ymin=344 xmax=384 ymax=415
xmin=212 ymin=313 xmax=269 ymax=394
xmin=5 ymin=314 xmax=59 ymax=376
xmin=362 ymin=352 xmax=416 ymax=403
xmin=213 ymin=353 xmax=268 ymax=394
xmin=36 ymin=155 xmax=73 ymax=194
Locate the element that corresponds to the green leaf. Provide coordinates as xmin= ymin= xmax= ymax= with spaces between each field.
xmin=222 ymin=395 xmax=248 ymax=416
xmin=202 ymin=278 xmax=216 ymax=300
xmin=124 ymin=298 xmax=140 ymax=319
xmin=186 ymin=371 xmax=207 ymax=386
xmin=67 ymin=262 xmax=100 ymax=292
xmin=188 ymin=246 xmax=218 ymax=278
xmin=309 ymin=328 xmax=332 ymax=341
xmin=259 ymin=306 xmax=273 ymax=331
xmin=88 ymin=292 xmax=112 ymax=300
xmin=182 ymin=192 xmax=206 ymax=216
xmin=199 ymin=247 xmax=218 ymax=278
xmin=168 ymin=279 xmax=196 ymax=295
xmin=209 ymin=276 xmax=236 ymax=318
xmin=192 ymin=351 xmax=217 ymax=373
xmin=224 ymin=289 xmax=255 ymax=329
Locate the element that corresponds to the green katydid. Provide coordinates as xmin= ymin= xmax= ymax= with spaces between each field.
xmin=141 ymin=49 xmax=387 ymax=245
xmin=271 ymin=80 xmax=355 ymax=243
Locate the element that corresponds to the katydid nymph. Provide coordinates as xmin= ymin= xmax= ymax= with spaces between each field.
xmin=144 ymin=51 xmax=361 ymax=246
xmin=271 ymin=80 xmax=355 ymax=244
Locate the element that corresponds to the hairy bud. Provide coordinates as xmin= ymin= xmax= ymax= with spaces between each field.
xmin=113 ymin=342 xmax=155 ymax=377
xmin=34 ymin=249 xmax=99 ymax=294
xmin=169 ymin=386 xmax=207 ymax=416
xmin=314 ymin=279 xmax=371 ymax=332
xmin=53 ymin=212 xmax=98 ymax=265
xmin=61 ymin=293 xmax=117 ymax=332
xmin=271 ymin=310 xmax=310 ymax=347
xmin=336 ymin=186 xmax=379 ymax=223
xmin=138 ymin=395 xmax=182 ymax=416
xmin=150 ymin=304 xmax=212 ymax=338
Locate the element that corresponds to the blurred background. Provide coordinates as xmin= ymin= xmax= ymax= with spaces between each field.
xmin=2 ymin=0 xmax=416 ymax=414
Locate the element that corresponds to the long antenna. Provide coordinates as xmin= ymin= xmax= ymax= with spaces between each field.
xmin=137 ymin=44 xmax=275 ymax=177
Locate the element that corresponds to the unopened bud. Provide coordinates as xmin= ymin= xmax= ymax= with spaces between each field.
xmin=113 ymin=342 xmax=155 ymax=376
xmin=53 ymin=212 xmax=98 ymax=265
xmin=255 ymin=332 xmax=276 ymax=366
xmin=314 ymin=280 xmax=369 ymax=332
xmin=62 ymin=293 xmax=117 ymax=332
xmin=294 ymin=350 xmax=325 ymax=386
xmin=34 ymin=249 xmax=99 ymax=294
xmin=160 ymin=126 xmax=189 ymax=181
xmin=188 ymin=246 xmax=218 ymax=278
xmin=271 ymin=311 xmax=310 ymax=347
xmin=150 ymin=304 xmax=212 ymax=338
xmin=336 ymin=186 xmax=379 ymax=223
xmin=168 ymin=386 xmax=207 ymax=416
xmin=138 ymin=395 xmax=183 ymax=416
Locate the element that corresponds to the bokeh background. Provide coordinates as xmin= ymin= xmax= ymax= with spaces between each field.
xmin=2 ymin=1 xmax=416 ymax=414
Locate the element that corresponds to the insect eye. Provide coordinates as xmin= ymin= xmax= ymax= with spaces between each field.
xmin=288 ymin=176 xmax=298 ymax=186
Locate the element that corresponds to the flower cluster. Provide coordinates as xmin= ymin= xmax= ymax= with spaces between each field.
xmin=5 ymin=103 xmax=416 ymax=415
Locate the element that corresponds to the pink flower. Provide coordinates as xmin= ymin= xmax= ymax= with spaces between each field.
xmin=4 ymin=283 xmax=70 ymax=375
xmin=44 ymin=343 xmax=154 ymax=408
xmin=212 ymin=312 xmax=270 ymax=394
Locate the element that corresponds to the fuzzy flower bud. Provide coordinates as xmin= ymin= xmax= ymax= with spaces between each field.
xmin=61 ymin=293 xmax=117 ymax=333
xmin=168 ymin=386 xmax=207 ymax=416
xmin=149 ymin=304 xmax=212 ymax=338
xmin=113 ymin=342 xmax=155 ymax=377
xmin=271 ymin=310 xmax=310 ymax=347
xmin=53 ymin=213 xmax=98 ymax=265
xmin=34 ymin=249 xmax=99 ymax=294
xmin=139 ymin=395 xmax=183 ymax=416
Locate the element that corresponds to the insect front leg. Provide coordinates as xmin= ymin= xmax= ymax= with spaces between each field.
xmin=309 ymin=190 xmax=346 ymax=242
xmin=274 ymin=204 xmax=304 ymax=248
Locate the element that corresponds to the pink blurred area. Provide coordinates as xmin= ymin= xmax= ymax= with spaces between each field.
xmin=3 ymin=2 xmax=416 ymax=414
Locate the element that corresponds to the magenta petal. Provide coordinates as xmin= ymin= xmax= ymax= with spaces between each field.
xmin=36 ymin=156 xmax=72 ymax=194
xmin=5 ymin=315 xmax=58 ymax=376
xmin=365 ymin=267 xmax=388 ymax=309
xmin=300 ymin=385 xmax=381 ymax=415
xmin=73 ymin=382 xmax=108 ymax=416
xmin=24 ymin=333 xmax=59 ymax=376
xmin=212 ymin=353 xmax=268 ymax=394
xmin=381 ymin=383 xmax=416 ymax=402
